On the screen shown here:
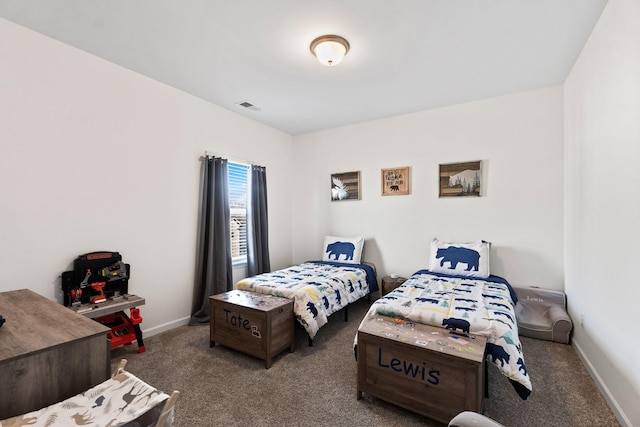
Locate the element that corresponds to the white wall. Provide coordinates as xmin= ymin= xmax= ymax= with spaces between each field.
xmin=292 ymin=87 xmax=564 ymax=289
xmin=564 ymin=0 xmax=640 ymax=425
xmin=0 ymin=18 xmax=294 ymax=335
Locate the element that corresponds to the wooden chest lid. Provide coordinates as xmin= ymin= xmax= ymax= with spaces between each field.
xmin=210 ymin=290 xmax=292 ymax=312
xmin=358 ymin=314 xmax=487 ymax=363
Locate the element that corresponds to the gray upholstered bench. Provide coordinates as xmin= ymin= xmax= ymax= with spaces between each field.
xmin=514 ymin=286 xmax=573 ymax=344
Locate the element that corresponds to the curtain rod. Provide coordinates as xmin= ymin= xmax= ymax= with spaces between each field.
xmin=201 ymin=151 xmax=255 ymax=166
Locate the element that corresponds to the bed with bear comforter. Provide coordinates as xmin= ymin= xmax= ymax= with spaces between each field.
xmin=359 ymin=269 xmax=532 ymax=400
xmin=235 ymin=261 xmax=378 ymax=340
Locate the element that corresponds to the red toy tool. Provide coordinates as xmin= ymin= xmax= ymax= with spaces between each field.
xmin=91 ymin=282 xmax=107 ymax=304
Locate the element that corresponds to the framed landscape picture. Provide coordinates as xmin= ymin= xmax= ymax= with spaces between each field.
xmin=439 ymin=161 xmax=481 ymax=197
xmin=330 ymin=171 xmax=361 ymax=201
xmin=381 ymin=166 xmax=410 ymax=196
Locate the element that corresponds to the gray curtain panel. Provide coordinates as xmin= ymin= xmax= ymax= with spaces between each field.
xmin=247 ymin=165 xmax=271 ymax=276
xmin=190 ymin=156 xmax=233 ymax=324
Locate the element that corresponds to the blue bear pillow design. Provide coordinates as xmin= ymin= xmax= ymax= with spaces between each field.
xmin=322 ymin=235 xmax=364 ymax=264
xmin=428 ymin=239 xmax=490 ymax=278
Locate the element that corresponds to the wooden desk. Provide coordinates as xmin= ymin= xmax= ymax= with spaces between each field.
xmin=0 ymin=289 xmax=110 ymax=419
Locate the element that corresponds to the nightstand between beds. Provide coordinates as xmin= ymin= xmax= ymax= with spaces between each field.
xmin=381 ymin=275 xmax=407 ymax=296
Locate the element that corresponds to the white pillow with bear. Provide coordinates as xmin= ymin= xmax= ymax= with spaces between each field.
xmin=428 ymin=238 xmax=490 ymax=278
xmin=322 ymin=235 xmax=364 ymax=264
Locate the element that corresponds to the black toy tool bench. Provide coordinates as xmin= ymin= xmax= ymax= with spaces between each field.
xmin=62 ymin=251 xmax=146 ymax=353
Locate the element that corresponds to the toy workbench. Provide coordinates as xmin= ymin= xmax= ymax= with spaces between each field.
xmin=62 ymin=251 xmax=146 ymax=353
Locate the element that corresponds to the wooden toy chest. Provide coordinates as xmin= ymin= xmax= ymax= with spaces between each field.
xmin=357 ymin=315 xmax=487 ymax=424
xmin=209 ymin=290 xmax=294 ymax=368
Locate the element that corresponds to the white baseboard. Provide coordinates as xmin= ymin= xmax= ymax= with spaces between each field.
xmin=141 ymin=316 xmax=191 ymax=338
xmin=572 ymin=340 xmax=632 ymax=427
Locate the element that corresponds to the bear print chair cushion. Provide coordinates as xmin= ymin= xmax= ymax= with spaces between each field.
xmin=322 ymin=235 xmax=364 ymax=264
xmin=428 ymin=238 xmax=491 ymax=278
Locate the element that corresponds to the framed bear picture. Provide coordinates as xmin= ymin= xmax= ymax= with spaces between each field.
xmin=439 ymin=161 xmax=481 ymax=197
xmin=381 ymin=167 xmax=410 ymax=196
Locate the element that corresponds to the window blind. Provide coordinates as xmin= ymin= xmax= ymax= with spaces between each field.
xmin=228 ymin=162 xmax=249 ymax=261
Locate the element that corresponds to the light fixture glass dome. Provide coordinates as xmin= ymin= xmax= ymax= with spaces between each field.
xmin=310 ymin=35 xmax=350 ymax=66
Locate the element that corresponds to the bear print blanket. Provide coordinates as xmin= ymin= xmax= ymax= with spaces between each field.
xmin=0 ymin=370 xmax=169 ymax=427
xmin=235 ymin=261 xmax=376 ymax=339
xmin=368 ymin=270 xmax=532 ymax=399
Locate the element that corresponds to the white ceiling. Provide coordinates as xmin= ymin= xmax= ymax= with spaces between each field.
xmin=0 ymin=1 xmax=608 ymax=135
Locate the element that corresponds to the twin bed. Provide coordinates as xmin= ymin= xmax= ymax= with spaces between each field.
xmin=358 ymin=269 xmax=532 ymax=398
xmin=234 ymin=235 xmax=378 ymax=342
xmin=355 ymin=239 xmax=532 ymax=406
xmin=235 ymin=261 xmax=377 ymax=340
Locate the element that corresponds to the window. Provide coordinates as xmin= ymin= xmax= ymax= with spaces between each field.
xmin=228 ymin=162 xmax=249 ymax=264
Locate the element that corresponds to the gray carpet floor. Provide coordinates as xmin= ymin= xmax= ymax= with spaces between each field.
xmin=112 ymin=299 xmax=620 ymax=427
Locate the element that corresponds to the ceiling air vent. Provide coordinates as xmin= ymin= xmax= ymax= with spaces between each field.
xmin=236 ymin=100 xmax=261 ymax=112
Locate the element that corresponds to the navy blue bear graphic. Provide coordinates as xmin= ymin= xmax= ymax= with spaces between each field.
xmin=306 ymin=302 xmax=318 ymax=318
xmin=517 ymin=357 xmax=527 ymax=375
xmin=482 ymin=293 xmax=503 ymax=300
xmin=416 ymin=297 xmax=440 ymax=304
xmin=489 ymin=302 xmax=510 ymax=310
xmin=442 ymin=317 xmax=470 ymax=334
xmin=493 ymin=311 xmax=514 ymax=323
xmin=322 ymin=296 xmax=330 ymax=309
xmin=436 ymin=246 xmax=480 ymax=271
xmin=335 ymin=290 xmax=342 ymax=305
xmin=325 ymin=241 xmax=355 ymax=261
xmin=486 ymin=343 xmax=510 ymax=367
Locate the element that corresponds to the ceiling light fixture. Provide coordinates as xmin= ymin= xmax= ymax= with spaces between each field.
xmin=310 ymin=35 xmax=350 ymax=66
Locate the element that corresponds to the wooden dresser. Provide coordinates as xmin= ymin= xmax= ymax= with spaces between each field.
xmin=0 ymin=289 xmax=111 ymax=419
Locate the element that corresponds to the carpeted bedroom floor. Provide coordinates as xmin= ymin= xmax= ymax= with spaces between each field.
xmin=112 ymin=299 xmax=620 ymax=427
